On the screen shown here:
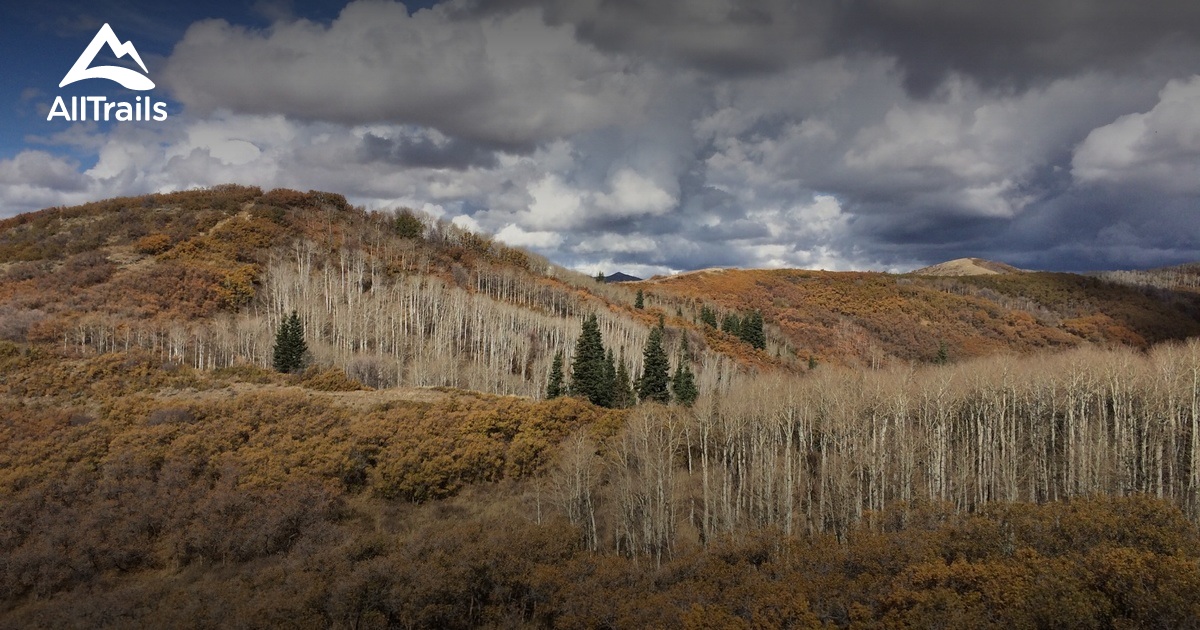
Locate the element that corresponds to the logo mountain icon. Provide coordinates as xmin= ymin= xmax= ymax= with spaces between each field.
xmin=59 ymin=23 xmax=155 ymax=91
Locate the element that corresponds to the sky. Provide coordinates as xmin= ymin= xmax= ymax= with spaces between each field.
xmin=2 ymin=0 xmax=1199 ymax=276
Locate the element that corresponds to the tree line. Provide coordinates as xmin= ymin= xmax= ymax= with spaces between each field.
xmin=549 ymin=340 xmax=1200 ymax=556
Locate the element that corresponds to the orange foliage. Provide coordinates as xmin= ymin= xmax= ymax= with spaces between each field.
xmin=641 ymin=267 xmax=1200 ymax=366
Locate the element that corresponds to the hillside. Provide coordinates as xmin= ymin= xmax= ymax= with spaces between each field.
xmin=0 ymin=185 xmax=764 ymax=398
xmin=4 ymin=187 xmax=1200 ymax=627
xmin=4 ymin=187 xmax=1196 ymax=376
xmin=641 ymin=267 xmax=1200 ymax=365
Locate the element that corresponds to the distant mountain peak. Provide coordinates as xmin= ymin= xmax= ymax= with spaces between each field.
xmin=604 ymin=272 xmax=642 ymax=283
xmin=913 ymin=258 xmax=1026 ymax=276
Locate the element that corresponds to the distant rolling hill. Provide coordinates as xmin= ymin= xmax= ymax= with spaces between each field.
xmin=913 ymin=257 xmax=1025 ymax=276
xmin=638 ymin=265 xmax=1200 ymax=365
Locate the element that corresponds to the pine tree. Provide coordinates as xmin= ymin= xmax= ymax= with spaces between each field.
xmin=671 ymin=335 xmax=698 ymax=406
xmin=546 ymin=351 xmax=564 ymax=399
xmin=272 ymin=310 xmax=308 ymax=373
xmin=600 ymin=348 xmax=617 ymax=408
xmin=699 ymin=305 xmax=718 ymax=328
xmin=639 ymin=319 xmax=671 ymax=404
xmin=739 ymin=311 xmax=766 ymax=350
xmin=634 ymin=289 xmax=644 ymax=309
xmin=570 ymin=313 xmax=608 ymax=406
xmin=595 ymin=270 xmax=606 ymax=283
xmin=392 ymin=208 xmax=424 ymax=239
xmin=721 ymin=312 xmax=741 ymax=336
xmin=935 ymin=340 xmax=949 ymax=364
xmin=611 ymin=350 xmax=636 ymax=409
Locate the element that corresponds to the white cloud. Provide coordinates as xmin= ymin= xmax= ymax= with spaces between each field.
xmin=1073 ymin=75 xmax=1200 ymax=192
xmin=0 ymin=151 xmax=87 ymax=191
xmin=524 ymin=174 xmax=584 ymax=230
xmin=451 ymin=214 xmax=482 ymax=232
xmin=594 ymin=169 xmax=676 ymax=217
xmin=495 ymin=223 xmax=563 ymax=249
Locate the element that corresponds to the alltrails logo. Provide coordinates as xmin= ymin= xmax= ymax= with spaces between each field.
xmin=47 ymin=23 xmax=168 ymax=122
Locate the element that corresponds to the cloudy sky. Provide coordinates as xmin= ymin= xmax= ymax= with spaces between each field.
xmin=2 ymin=0 xmax=1200 ymax=275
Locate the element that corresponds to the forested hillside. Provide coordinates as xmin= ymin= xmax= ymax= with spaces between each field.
xmin=3 ymin=186 xmax=1200 ymax=627
xmin=0 ymin=185 xmax=747 ymax=400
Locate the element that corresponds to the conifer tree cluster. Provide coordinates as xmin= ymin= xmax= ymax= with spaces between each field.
xmin=699 ymin=305 xmax=718 ymax=328
xmin=551 ymin=313 xmax=698 ymax=407
xmin=559 ymin=314 xmax=635 ymax=408
xmin=721 ymin=312 xmax=741 ymax=335
xmin=634 ymin=289 xmax=645 ymax=309
xmin=272 ymin=311 xmax=308 ymax=373
xmin=739 ymin=311 xmax=766 ymax=350
xmin=716 ymin=309 xmax=766 ymax=350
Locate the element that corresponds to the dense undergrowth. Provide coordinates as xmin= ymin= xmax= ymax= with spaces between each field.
xmin=3 ymin=345 xmax=1200 ymax=627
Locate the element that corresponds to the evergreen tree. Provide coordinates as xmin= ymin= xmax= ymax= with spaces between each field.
xmin=672 ymin=335 xmax=698 ymax=407
xmin=639 ymin=319 xmax=671 ymax=404
xmin=699 ymin=305 xmax=718 ymax=328
xmin=936 ymin=340 xmax=949 ymax=365
xmin=721 ymin=312 xmax=742 ymax=336
xmin=739 ymin=311 xmax=766 ymax=350
xmin=272 ymin=310 xmax=308 ymax=373
xmin=595 ymin=270 xmax=606 ymax=283
xmin=546 ymin=351 xmax=564 ymax=399
xmin=392 ymin=208 xmax=424 ymax=239
xmin=634 ymin=289 xmax=644 ymax=309
xmin=808 ymin=355 xmax=818 ymax=370
xmin=611 ymin=350 xmax=636 ymax=409
xmin=570 ymin=313 xmax=608 ymax=406
xmin=600 ymin=348 xmax=617 ymax=408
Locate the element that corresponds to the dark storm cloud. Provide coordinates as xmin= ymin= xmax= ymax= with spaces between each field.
xmin=476 ymin=0 xmax=1200 ymax=95
xmin=358 ymin=132 xmax=501 ymax=170
xmin=473 ymin=0 xmax=834 ymax=75
xmin=839 ymin=0 xmax=1200 ymax=96
xmin=8 ymin=0 xmax=1200 ymax=275
xmin=161 ymin=2 xmax=658 ymax=146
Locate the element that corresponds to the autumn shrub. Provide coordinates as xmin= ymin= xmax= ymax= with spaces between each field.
xmin=0 ymin=306 xmax=45 ymax=342
xmin=135 ymin=233 xmax=173 ymax=255
xmin=300 ymin=367 xmax=367 ymax=391
xmin=260 ymin=188 xmax=310 ymax=208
